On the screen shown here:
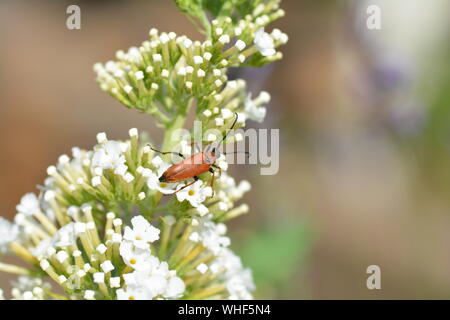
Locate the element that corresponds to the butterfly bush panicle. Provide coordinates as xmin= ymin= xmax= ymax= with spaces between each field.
xmin=0 ymin=131 xmax=253 ymax=299
xmin=93 ymin=0 xmax=287 ymax=138
xmin=0 ymin=0 xmax=287 ymax=300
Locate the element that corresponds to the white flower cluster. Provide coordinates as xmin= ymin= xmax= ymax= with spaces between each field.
xmin=0 ymin=217 xmax=19 ymax=254
xmin=0 ymin=130 xmax=253 ymax=300
xmin=8 ymin=276 xmax=52 ymax=300
xmin=112 ymin=216 xmax=185 ymax=300
xmin=94 ymin=5 xmax=287 ymax=130
xmin=198 ymin=79 xmax=273 ymax=135
xmin=213 ymin=248 xmax=255 ymax=300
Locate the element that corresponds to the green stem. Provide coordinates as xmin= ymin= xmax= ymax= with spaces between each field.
xmin=161 ymin=111 xmax=188 ymax=151
xmin=198 ymin=11 xmax=211 ymax=40
xmin=0 ymin=262 xmax=31 ymax=275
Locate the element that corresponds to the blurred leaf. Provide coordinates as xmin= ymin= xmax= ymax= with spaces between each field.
xmin=201 ymin=0 xmax=227 ymax=17
xmin=424 ymin=70 xmax=450 ymax=149
xmin=236 ymin=221 xmax=310 ymax=288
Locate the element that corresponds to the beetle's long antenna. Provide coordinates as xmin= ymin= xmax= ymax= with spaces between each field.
xmin=213 ymin=112 xmax=238 ymax=153
xmin=223 ymin=151 xmax=250 ymax=157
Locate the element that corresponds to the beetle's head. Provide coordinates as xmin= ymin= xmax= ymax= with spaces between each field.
xmin=204 ymin=151 xmax=218 ymax=165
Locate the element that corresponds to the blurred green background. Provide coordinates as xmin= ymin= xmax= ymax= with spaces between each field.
xmin=0 ymin=0 xmax=449 ymax=299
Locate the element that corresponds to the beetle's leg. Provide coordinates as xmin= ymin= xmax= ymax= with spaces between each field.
xmin=208 ymin=167 xmax=220 ymax=197
xmin=170 ymin=176 xmax=199 ymax=194
xmin=212 ymin=164 xmax=222 ymax=178
xmin=147 ymin=144 xmax=185 ymax=159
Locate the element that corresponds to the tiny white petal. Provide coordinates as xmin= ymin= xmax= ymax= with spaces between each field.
xmin=193 ymin=56 xmax=203 ymax=65
xmin=151 ymin=156 xmax=163 ymax=167
xmin=124 ymin=85 xmax=133 ymax=94
xmin=84 ymin=290 xmax=95 ymax=300
xmin=235 ymin=40 xmax=246 ymax=51
xmin=218 ymin=35 xmax=230 ymax=44
xmin=100 ymin=260 xmax=115 ymax=273
xmin=93 ymin=272 xmax=105 ymax=283
xmin=97 ymin=244 xmax=107 ymax=254
xmin=134 ymin=71 xmax=144 ymax=80
xmin=129 ymin=128 xmax=138 ymax=137
xmin=196 ymin=263 xmax=208 ymax=274
xmin=109 ymin=277 xmax=121 ymax=288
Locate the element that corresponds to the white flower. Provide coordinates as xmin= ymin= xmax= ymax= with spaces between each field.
xmin=11 ymin=276 xmax=44 ymax=292
xmin=271 ymin=28 xmax=288 ymax=44
xmin=93 ymin=272 xmax=105 ymax=284
xmin=30 ymin=223 xmax=77 ymax=258
xmin=196 ymin=263 xmax=208 ymax=274
xmin=30 ymin=238 xmax=53 ymax=258
xmin=164 ymin=277 xmax=185 ymax=298
xmin=84 ymin=290 xmax=96 ymax=300
xmin=146 ymin=162 xmax=179 ymax=194
xmin=254 ymin=28 xmax=276 ymax=57
xmin=110 ymin=277 xmax=121 ymax=288
xmin=191 ymin=216 xmax=230 ymax=255
xmin=216 ymin=154 xmax=228 ymax=171
xmin=54 ymin=223 xmax=78 ymax=247
xmin=176 ymin=180 xmax=212 ymax=207
xmin=196 ymin=204 xmax=209 ymax=216
xmin=123 ymin=216 xmax=160 ymax=249
xmin=221 ymin=108 xmax=234 ymax=119
xmin=119 ymin=258 xmax=185 ymax=300
xmin=116 ymin=287 xmax=153 ymax=300
xmin=216 ymin=173 xmax=251 ymax=202
xmin=151 ymin=155 xmax=163 ymax=167
xmin=119 ymin=241 xmax=156 ymax=270
xmin=16 ymin=193 xmax=40 ymax=216
xmin=0 ymin=218 xmax=19 ymax=254
xmin=212 ymin=248 xmax=255 ymax=300
xmin=91 ymin=141 xmax=126 ymax=171
xmin=9 ymin=276 xmax=51 ymax=300
xmin=231 ymin=180 xmax=252 ymax=199
xmin=133 ymin=271 xmax=167 ymax=298
xmin=179 ymin=140 xmax=192 ymax=156
xmin=244 ymin=93 xmax=266 ymax=123
xmin=100 ymin=261 xmax=115 ymax=273
xmin=114 ymin=164 xmax=128 ymax=176
xmin=226 ymin=268 xmax=254 ymax=300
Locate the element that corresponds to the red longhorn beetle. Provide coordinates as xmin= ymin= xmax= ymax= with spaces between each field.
xmin=149 ymin=112 xmax=247 ymax=196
